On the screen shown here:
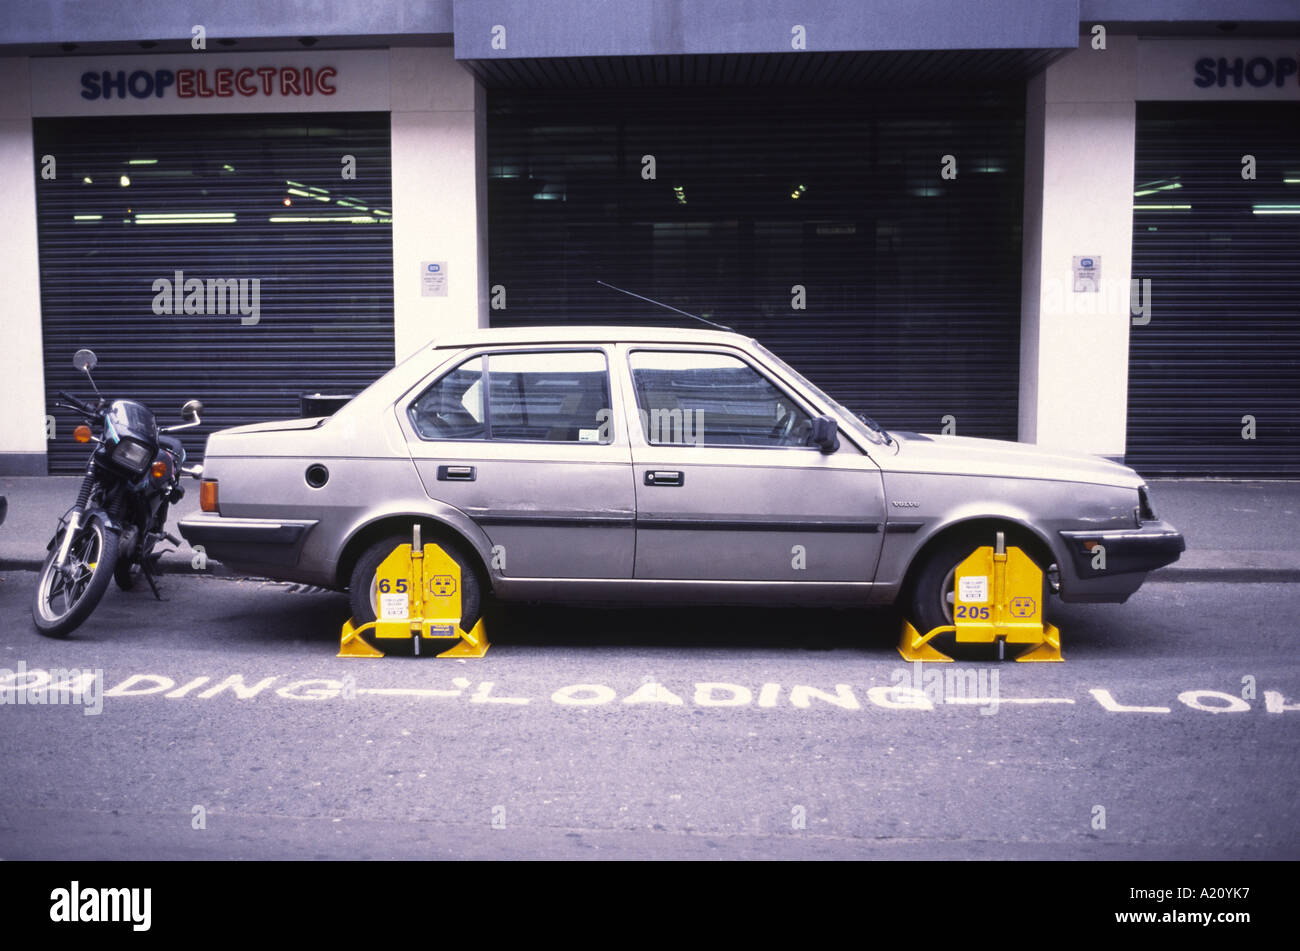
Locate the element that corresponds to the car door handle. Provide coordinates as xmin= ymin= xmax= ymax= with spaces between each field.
xmin=644 ymin=470 xmax=684 ymax=487
xmin=437 ymin=465 xmax=476 ymax=482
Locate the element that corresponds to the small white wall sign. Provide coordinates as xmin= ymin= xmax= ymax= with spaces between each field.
xmin=1072 ymin=255 xmax=1100 ymax=293
xmin=421 ymin=261 xmax=448 ymax=297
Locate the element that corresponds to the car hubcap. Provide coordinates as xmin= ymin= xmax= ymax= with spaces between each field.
xmin=940 ymin=563 xmax=957 ymax=626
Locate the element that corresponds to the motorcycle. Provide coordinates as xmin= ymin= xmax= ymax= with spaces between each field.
xmin=33 ymin=348 xmax=205 ymax=637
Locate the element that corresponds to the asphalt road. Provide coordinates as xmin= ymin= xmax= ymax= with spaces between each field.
xmin=0 ymin=569 xmax=1296 ymax=860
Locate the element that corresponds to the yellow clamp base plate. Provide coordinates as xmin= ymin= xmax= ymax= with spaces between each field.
xmin=339 ymin=616 xmax=490 ymax=659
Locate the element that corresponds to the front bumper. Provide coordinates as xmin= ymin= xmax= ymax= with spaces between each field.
xmin=1058 ymin=520 xmax=1185 ymax=577
xmin=179 ymin=515 xmax=317 ymax=569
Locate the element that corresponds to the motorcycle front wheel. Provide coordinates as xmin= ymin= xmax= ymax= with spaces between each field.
xmin=32 ymin=515 xmax=119 ymax=638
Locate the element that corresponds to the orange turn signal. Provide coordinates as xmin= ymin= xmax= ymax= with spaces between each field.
xmin=200 ymin=479 xmax=219 ymax=513
xmin=73 ymin=425 xmax=92 ymax=443
xmin=151 ymin=460 xmax=168 ymax=479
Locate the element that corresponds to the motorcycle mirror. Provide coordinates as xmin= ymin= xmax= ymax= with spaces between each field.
xmin=72 ymin=349 xmax=98 ymax=373
xmin=181 ymin=399 xmax=204 ymax=422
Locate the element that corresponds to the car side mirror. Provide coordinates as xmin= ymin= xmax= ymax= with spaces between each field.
xmin=811 ymin=415 xmax=838 ymax=453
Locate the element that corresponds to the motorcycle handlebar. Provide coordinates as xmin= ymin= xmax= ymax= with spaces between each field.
xmin=55 ymin=391 xmax=98 ymax=416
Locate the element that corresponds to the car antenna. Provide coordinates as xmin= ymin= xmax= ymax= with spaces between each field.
xmin=596 ymin=280 xmax=733 ymax=332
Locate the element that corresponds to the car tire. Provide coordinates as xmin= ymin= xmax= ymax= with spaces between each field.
xmin=348 ymin=533 xmax=483 ymax=656
xmin=907 ymin=529 xmax=1048 ymax=643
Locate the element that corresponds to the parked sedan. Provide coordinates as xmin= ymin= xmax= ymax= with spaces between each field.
xmin=179 ymin=326 xmax=1183 ymax=643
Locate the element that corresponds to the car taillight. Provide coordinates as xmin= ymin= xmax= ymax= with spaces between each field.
xmin=1138 ymin=485 xmax=1157 ymax=522
xmin=200 ymin=479 xmax=219 ymax=513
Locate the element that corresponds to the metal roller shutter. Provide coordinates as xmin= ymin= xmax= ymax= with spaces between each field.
xmin=34 ymin=112 xmax=394 ymax=473
xmin=1128 ymin=102 xmax=1300 ymax=477
xmin=486 ymin=87 xmax=1025 ymax=441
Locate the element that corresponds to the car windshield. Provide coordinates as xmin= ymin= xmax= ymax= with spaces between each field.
xmin=751 ymin=341 xmax=890 ymax=446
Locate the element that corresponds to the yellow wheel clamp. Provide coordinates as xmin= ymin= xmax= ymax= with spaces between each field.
xmin=898 ymin=531 xmax=1063 ymax=663
xmin=339 ymin=524 xmax=489 ymax=658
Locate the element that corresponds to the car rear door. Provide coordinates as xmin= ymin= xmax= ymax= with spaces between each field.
xmin=398 ymin=346 xmax=635 ymax=580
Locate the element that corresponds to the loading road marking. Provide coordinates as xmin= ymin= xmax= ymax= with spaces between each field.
xmin=1 ymin=668 xmax=1295 ymax=716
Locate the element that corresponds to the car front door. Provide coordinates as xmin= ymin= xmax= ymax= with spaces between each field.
xmin=619 ymin=346 xmax=886 ymax=583
xmin=399 ymin=347 xmax=635 ymax=580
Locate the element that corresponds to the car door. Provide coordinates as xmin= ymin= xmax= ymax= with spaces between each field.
xmin=399 ymin=347 xmax=635 ymax=579
xmin=619 ymin=346 xmax=886 ymax=583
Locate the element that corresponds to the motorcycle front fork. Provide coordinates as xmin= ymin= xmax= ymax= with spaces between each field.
xmin=53 ymin=468 xmax=98 ymax=570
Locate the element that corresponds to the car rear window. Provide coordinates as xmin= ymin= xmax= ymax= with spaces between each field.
xmin=409 ymin=350 xmax=611 ymax=443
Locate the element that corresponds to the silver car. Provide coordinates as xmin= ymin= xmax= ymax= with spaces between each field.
xmin=179 ymin=326 xmax=1184 ymax=638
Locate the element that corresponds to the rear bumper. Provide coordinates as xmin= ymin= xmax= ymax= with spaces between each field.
xmin=1058 ymin=520 xmax=1185 ymax=577
xmin=179 ymin=515 xmax=317 ymax=569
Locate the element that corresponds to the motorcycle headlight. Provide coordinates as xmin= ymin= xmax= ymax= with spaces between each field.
xmin=111 ymin=437 xmax=152 ymax=474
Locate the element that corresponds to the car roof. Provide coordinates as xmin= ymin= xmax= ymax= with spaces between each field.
xmin=427 ymin=324 xmax=754 ymax=349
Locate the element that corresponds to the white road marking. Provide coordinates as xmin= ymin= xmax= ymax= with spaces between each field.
xmin=551 ymin=684 xmax=617 ymax=706
xmin=7 ymin=668 xmax=1295 ymax=715
xmin=471 ymin=681 xmax=530 ymax=705
xmin=945 ymin=697 xmax=1075 ymax=705
xmin=1088 ymin=688 xmax=1171 ymax=714
xmin=622 ymin=682 xmax=684 ymax=705
xmin=165 ymin=677 xmax=211 ymax=698
xmin=1177 ymin=690 xmax=1251 ymax=713
xmin=1264 ymin=690 xmax=1300 ymax=713
xmin=864 ymin=686 xmax=934 ymax=710
xmin=357 ymin=687 xmax=463 ymax=698
xmin=789 ymin=684 xmax=861 ymax=710
xmin=693 ymin=683 xmax=752 ymax=707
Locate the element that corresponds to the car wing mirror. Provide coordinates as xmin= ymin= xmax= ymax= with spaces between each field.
xmin=811 ymin=415 xmax=839 ymax=453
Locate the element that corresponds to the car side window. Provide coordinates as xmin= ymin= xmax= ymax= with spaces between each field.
xmin=409 ymin=356 xmax=486 ymax=440
xmin=628 ymin=350 xmax=814 ymax=448
xmin=409 ymin=350 xmax=612 ymax=443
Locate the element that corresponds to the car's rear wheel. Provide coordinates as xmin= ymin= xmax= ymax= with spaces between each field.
xmin=347 ymin=533 xmax=483 ymax=656
xmin=907 ymin=529 xmax=1049 ymax=652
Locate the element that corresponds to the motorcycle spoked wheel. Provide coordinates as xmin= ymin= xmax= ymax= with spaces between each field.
xmin=32 ymin=515 xmax=120 ymax=638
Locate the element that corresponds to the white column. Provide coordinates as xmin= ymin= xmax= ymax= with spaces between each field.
xmin=389 ymin=47 xmax=488 ymax=363
xmin=1019 ymin=35 xmax=1138 ymax=459
xmin=0 ymin=57 xmax=48 ymax=474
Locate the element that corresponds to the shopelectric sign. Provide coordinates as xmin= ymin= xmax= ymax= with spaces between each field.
xmin=1138 ymin=39 xmax=1300 ymax=101
xmin=80 ymin=64 xmax=338 ymax=100
xmin=30 ymin=50 xmax=390 ymax=116
xmin=1194 ymin=55 xmax=1299 ymax=89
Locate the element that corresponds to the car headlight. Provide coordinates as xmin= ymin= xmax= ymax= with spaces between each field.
xmin=111 ymin=438 xmax=152 ymax=474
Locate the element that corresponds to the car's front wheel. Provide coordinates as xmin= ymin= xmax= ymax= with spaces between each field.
xmin=348 ymin=533 xmax=483 ymax=655
xmin=907 ymin=529 xmax=1049 ymax=640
